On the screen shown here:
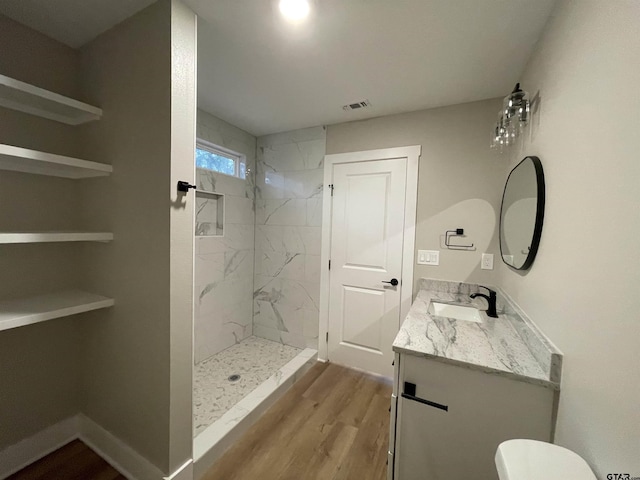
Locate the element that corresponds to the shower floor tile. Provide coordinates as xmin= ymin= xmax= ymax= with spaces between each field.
xmin=194 ymin=336 xmax=302 ymax=436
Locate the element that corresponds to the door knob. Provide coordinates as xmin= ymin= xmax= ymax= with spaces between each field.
xmin=382 ymin=278 xmax=399 ymax=286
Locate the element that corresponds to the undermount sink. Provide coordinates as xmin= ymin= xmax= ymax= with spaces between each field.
xmin=428 ymin=301 xmax=483 ymax=323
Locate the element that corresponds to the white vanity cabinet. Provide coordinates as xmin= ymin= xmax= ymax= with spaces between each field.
xmin=389 ymin=352 xmax=557 ymax=480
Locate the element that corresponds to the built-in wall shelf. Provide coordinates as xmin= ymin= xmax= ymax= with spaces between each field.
xmin=0 ymin=144 xmax=112 ymax=179
xmin=0 ymin=232 xmax=114 ymax=244
xmin=195 ymin=190 xmax=224 ymax=237
xmin=0 ymin=74 xmax=102 ymax=125
xmin=0 ymin=290 xmax=114 ymax=332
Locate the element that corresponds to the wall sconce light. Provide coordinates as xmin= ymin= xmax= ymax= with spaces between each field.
xmin=491 ymin=83 xmax=530 ymax=150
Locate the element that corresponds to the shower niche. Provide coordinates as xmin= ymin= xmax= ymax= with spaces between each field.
xmin=195 ymin=190 xmax=224 ymax=237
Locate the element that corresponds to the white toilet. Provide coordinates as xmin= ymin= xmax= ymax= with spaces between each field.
xmin=495 ymin=439 xmax=597 ymax=480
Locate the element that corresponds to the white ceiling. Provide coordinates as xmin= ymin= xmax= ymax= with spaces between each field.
xmin=187 ymin=0 xmax=556 ymax=135
xmin=0 ymin=0 xmax=155 ymax=48
xmin=0 ymin=0 xmax=557 ymax=136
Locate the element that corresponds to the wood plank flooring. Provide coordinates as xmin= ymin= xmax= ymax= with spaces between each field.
xmin=7 ymin=439 xmax=126 ymax=480
xmin=8 ymin=363 xmax=391 ymax=480
xmin=202 ymin=362 xmax=393 ymax=480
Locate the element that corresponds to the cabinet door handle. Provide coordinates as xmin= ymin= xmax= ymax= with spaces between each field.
xmin=402 ymin=382 xmax=448 ymax=412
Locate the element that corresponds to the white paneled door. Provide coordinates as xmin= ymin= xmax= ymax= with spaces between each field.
xmin=326 ymin=151 xmax=414 ymax=378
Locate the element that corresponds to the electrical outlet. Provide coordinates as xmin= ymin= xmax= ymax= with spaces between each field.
xmin=481 ymin=253 xmax=494 ymax=270
xmin=418 ymin=250 xmax=439 ymax=266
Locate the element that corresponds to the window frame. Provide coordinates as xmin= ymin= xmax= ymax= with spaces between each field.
xmin=195 ymin=138 xmax=246 ymax=179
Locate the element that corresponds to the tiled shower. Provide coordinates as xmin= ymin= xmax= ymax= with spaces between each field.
xmin=192 ymin=110 xmax=324 ymax=438
xmin=194 ymin=110 xmax=257 ymax=363
xmin=253 ymin=126 xmax=326 ymax=349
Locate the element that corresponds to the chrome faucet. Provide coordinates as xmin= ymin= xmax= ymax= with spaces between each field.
xmin=470 ymin=286 xmax=498 ymax=318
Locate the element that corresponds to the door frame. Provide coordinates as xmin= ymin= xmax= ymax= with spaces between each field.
xmin=318 ymin=145 xmax=421 ymax=363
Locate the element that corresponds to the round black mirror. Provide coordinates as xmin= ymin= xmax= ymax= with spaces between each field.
xmin=499 ymin=156 xmax=545 ymax=270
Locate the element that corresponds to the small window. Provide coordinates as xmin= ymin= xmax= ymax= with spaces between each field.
xmin=196 ymin=139 xmax=246 ymax=179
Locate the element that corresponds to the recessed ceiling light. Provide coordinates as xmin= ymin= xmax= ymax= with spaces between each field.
xmin=279 ymin=0 xmax=310 ymax=21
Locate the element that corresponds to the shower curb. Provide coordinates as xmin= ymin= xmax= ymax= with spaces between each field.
xmin=193 ymin=348 xmax=318 ymax=478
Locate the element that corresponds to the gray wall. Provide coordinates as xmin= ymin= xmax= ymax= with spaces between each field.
xmin=77 ymin=0 xmax=195 ymax=473
xmin=194 ymin=109 xmax=257 ymax=362
xmin=0 ymin=14 xmax=84 ymax=451
xmin=0 ymin=3 xmax=195 ymax=472
xmin=168 ymin=0 xmax=197 ymax=470
xmin=496 ymin=0 xmax=640 ymax=476
xmin=326 ymin=98 xmax=505 ymax=293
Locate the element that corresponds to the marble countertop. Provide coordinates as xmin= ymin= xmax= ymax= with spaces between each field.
xmin=393 ymin=282 xmax=560 ymax=389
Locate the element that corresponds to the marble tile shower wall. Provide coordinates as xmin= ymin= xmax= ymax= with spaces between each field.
xmin=253 ymin=126 xmax=326 ymax=350
xmin=194 ymin=110 xmax=257 ymax=363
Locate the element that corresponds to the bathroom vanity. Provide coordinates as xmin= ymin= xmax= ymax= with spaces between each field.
xmin=388 ymin=279 xmax=562 ymax=480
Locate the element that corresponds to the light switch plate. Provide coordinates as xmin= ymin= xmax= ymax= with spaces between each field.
xmin=481 ymin=253 xmax=494 ymax=270
xmin=418 ymin=250 xmax=439 ymax=266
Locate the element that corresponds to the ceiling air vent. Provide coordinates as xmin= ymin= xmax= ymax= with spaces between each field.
xmin=343 ymin=100 xmax=372 ymax=111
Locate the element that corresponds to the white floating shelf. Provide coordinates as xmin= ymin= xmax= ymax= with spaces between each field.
xmin=0 ymin=74 xmax=102 ymax=125
xmin=0 ymin=232 xmax=114 ymax=244
xmin=0 ymin=290 xmax=114 ymax=332
xmin=0 ymin=144 xmax=112 ymax=179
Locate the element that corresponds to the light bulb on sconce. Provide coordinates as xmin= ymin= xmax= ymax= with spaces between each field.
xmin=279 ymin=0 xmax=310 ymax=21
xmin=491 ymin=83 xmax=530 ymax=151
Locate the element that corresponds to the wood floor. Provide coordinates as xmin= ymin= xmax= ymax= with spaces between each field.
xmin=202 ymin=362 xmax=393 ymax=480
xmin=8 ymin=363 xmax=391 ymax=480
xmin=7 ymin=439 xmax=126 ymax=480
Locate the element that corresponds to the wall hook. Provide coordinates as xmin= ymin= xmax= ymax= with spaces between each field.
xmin=445 ymin=228 xmax=475 ymax=250
xmin=177 ymin=181 xmax=197 ymax=193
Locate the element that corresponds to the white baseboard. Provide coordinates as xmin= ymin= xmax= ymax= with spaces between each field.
xmin=164 ymin=460 xmax=193 ymax=480
xmin=0 ymin=416 xmax=78 ymax=479
xmin=0 ymin=414 xmax=194 ymax=480
xmin=77 ymin=414 xmax=165 ymax=480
